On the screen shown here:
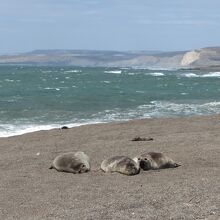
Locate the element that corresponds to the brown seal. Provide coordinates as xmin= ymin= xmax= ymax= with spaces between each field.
xmin=136 ymin=152 xmax=180 ymax=170
xmin=49 ymin=151 xmax=90 ymax=174
xmin=101 ymin=156 xmax=140 ymax=175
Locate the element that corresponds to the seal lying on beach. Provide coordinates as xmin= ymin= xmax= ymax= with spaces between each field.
xmin=132 ymin=136 xmax=153 ymax=141
xmin=101 ymin=156 xmax=141 ymax=175
xmin=135 ymin=152 xmax=180 ymax=170
xmin=49 ymin=151 xmax=90 ymax=174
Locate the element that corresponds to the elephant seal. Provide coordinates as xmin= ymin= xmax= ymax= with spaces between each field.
xmin=132 ymin=136 xmax=153 ymax=141
xmin=136 ymin=152 xmax=180 ymax=170
xmin=49 ymin=151 xmax=90 ymax=174
xmin=61 ymin=126 xmax=69 ymax=130
xmin=101 ymin=156 xmax=141 ymax=175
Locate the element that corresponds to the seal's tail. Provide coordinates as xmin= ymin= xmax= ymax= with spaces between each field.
xmin=49 ymin=165 xmax=53 ymax=169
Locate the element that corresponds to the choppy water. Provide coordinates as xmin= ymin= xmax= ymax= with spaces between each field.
xmin=0 ymin=66 xmax=220 ymax=137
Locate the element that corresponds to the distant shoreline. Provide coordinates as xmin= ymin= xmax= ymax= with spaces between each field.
xmin=1 ymin=47 xmax=220 ymax=69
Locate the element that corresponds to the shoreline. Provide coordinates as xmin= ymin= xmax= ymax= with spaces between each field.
xmin=2 ymin=113 xmax=220 ymax=138
xmin=0 ymin=114 xmax=219 ymax=219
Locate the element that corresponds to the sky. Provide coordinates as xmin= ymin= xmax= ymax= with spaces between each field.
xmin=0 ymin=0 xmax=220 ymax=54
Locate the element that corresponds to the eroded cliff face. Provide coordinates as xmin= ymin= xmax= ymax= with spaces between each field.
xmin=181 ymin=50 xmax=200 ymax=66
xmin=180 ymin=47 xmax=220 ymax=68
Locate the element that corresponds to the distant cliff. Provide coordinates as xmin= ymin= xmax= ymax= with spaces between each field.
xmin=0 ymin=47 xmax=220 ymax=69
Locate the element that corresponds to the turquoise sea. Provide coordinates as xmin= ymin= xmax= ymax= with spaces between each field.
xmin=0 ymin=66 xmax=220 ymax=137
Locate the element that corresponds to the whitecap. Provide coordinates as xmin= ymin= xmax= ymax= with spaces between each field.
xmin=100 ymin=81 xmax=111 ymax=84
xmin=202 ymin=72 xmax=220 ymax=78
xmin=5 ymin=79 xmax=14 ymax=82
xmin=127 ymin=72 xmax=136 ymax=75
xmin=147 ymin=72 xmax=164 ymax=76
xmin=42 ymin=70 xmax=52 ymax=73
xmin=183 ymin=73 xmax=199 ymax=77
xmin=44 ymin=87 xmax=61 ymax=91
xmin=64 ymin=70 xmax=81 ymax=73
xmin=104 ymin=70 xmax=122 ymax=74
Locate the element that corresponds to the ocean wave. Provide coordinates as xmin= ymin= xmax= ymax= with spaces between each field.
xmin=183 ymin=72 xmax=220 ymax=78
xmin=0 ymin=121 xmax=103 ymax=137
xmin=147 ymin=72 xmax=165 ymax=76
xmin=44 ymin=87 xmax=60 ymax=91
xmin=202 ymin=72 xmax=220 ymax=77
xmin=183 ymin=73 xmax=199 ymax=77
xmin=1 ymin=101 xmax=220 ymax=137
xmin=5 ymin=79 xmax=15 ymax=82
xmin=104 ymin=70 xmax=122 ymax=74
xmin=0 ymin=124 xmax=58 ymax=137
xmin=91 ymin=101 xmax=220 ymax=122
xmin=139 ymin=101 xmax=220 ymax=117
xmin=41 ymin=70 xmax=52 ymax=73
xmin=64 ymin=70 xmax=81 ymax=73
xmin=100 ymin=81 xmax=111 ymax=84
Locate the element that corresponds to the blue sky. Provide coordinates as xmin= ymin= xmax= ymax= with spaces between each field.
xmin=1 ymin=0 xmax=220 ymax=54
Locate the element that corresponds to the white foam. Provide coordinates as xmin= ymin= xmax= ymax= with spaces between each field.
xmin=183 ymin=72 xmax=220 ymax=78
xmin=148 ymin=72 xmax=165 ymax=76
xmin=100 ymin=81 xmax=111 ymax=84
xmin=64 ymin=70 xmax=81 ymax=73
xmin=42 ymin=70 xmax=52 ymax=73
xmin=104 ymin=70 xmax=122 ymax=74
xmin=44 ymin=87 xmax=61 ymax=91
xmin=0 ymin=124 xmax=57 ymax=137
xmin=0 ymin=121 xmax=104 ymax=138
xmin=202 ymin=72 xmax=220 ymax=77
xmin=1 ymin=101 xmax=220 ymax=137
xmin=183 ymin=73 xmax=199 ymax=77
xmin=5 ymin=79 xmax=14 ymax=82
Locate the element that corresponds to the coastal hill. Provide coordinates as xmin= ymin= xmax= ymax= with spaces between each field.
xmin=1 ymin=47 xmax=220 ymax=69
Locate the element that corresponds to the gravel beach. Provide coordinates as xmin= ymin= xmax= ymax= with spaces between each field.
xmin=0 ymin=115 xmax=219 ymax=220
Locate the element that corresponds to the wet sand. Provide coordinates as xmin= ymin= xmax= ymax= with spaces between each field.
xmin=0 ymin=115 xmax=220 ymax=220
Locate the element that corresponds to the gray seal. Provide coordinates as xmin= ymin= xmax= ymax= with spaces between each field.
xmin=101 ymin=156 xmax=140 ymax=175
xmin=49 ymin=151 xmax=90 ymax=174
xmin=135 ymin=152 xmax=181 ymax=170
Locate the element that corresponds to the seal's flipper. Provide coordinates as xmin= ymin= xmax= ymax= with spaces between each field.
xmin=174 ymin=163 xmax=181 ymax=168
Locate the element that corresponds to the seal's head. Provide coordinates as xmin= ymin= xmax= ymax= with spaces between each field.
xmin=74 ymin=151 xmax=90 ymax=170
xmin=125 ymin=157 xmax=141 ymax=175
xmin=140 ymin=157 xmax=152 ymax=170
xmin=125 ymin=162 xmax=140 ymax=175
xmin=78 ymin=163 xmax=90 ymax=173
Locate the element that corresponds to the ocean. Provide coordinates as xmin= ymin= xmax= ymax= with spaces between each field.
xmin=0 ymin=66 xmax=220 ymax=137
